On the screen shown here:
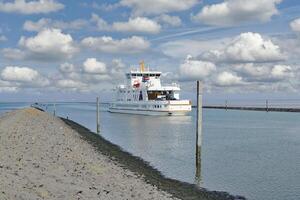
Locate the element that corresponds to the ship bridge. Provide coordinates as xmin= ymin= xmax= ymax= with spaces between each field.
xmin=121 ymin=61 xmax=181 ymax=101
xmin=126 ymin=61 xmax=162 ymax=89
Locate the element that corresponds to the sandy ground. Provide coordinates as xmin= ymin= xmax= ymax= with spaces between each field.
xmin=0 ymin=108 xmax=179 ymax=200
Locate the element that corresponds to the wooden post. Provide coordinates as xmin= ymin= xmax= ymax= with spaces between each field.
xmin=225 ymin=100 xmax=228 ymax=111
xmin=266 ymin=99 xmax=269 ymax=112
xmin=53 ymin=103 xmax=56 ymax=116
xmin=196 ymin=81 xmax=203 ymax=181
xmin=96 ymin=97 xmax=100 ymax=134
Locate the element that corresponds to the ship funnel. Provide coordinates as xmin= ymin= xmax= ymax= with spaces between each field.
xmin=140 ymin=60 xmax=145 ymax=72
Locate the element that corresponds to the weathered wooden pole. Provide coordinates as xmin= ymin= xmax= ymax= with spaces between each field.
xmin=96 ymin=97 xmax=100 ymax=134
xmin=53 ymin=103 xmax=56 ymax=116
xmin=266 ymin=99 xmax=269 ymax=112
xmin=195 ymin=81 xmax=203 ymax=181
xmin=225 ymin=100 xmax=228 ymax=111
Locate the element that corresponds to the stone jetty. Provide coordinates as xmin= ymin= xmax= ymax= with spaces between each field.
xmin=0 ymin=108 xmax=243 ymax=200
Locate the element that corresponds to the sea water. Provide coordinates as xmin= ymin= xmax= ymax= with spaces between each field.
xmin=0 ymin=102 xmax=29 ymax=115
xmin=1 ymin=102 xmax=300 ymax=200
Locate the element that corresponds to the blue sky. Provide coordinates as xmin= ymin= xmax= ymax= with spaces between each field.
xmin=0 ymin=0 xmax=300 ymax=103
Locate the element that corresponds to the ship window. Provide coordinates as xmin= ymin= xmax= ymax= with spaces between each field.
xmin=137 ymin=74 xmax=142 ymax=77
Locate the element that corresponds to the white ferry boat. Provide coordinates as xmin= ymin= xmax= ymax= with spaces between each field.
xmin=109 ymin=62 xmax=192 ymax=116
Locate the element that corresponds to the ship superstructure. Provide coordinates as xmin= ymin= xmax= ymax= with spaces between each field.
xmin=109 ymin=62 xmax=192 ymax=116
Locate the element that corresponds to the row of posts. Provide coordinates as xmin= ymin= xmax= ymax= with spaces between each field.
xmin=95 ymin=82 xmax=203 ymax=178
xmin=224 ymin=99 xmax=270 ymax=111
xmin=48 ymin=81 xmax=207 ymax=180
xmin=51 ymin=82 xmax=275 ymax=182
xmin=94 ymin=84 xmax=202 ymax=177
xmin=50 ymin=82 xmax=202 ymax=179
xmin=50 ymin=83 xmax=202 ymax=180
xmin=51 ymin=98 xmax=101 ymax=134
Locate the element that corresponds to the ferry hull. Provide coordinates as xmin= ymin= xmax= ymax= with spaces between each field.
xmin=108 ymin=100 xmax=192 ymax=116
xmin=108 ymin=108 xmax=190 ymax=116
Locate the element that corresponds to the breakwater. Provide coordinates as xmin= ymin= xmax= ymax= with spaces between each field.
xmin=0 ymin=108 xmax=243 ymax=200
xmin=202 ymin=106 xmax=300 ymax=112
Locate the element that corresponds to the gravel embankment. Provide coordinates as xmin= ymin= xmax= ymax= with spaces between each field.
xmin=0 ymin=108 xmax=179 ymax=200
xmin=0 ymin=108 xmax=244 ymax=200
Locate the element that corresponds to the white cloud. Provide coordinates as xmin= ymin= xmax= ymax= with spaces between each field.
xmin=89 ymin=2 xmax=120 ymax=11
xmin=83 ymin=58 xmax=107 ymax=74
xmin=233 ymin=63 xmax=270 ymax=77
xmin=91 ymin=13 xmax=110 ymax=31
xmin=92 ymin=14 xmax=161 ymax=34
xmin=81 ymin=36 xmax=150 ymax=54
xmin=192 ymin=0 xmax=282 ymax=26
xmin=59 ymin=62 xmax=75 ymax=73
xmin=120 ymin=0 xmax=199 ymax=16
xmin=0 ymin=0 xmax=64 ymax=14
xmin=156 ymin=14 xmax=182 ymax=27
xmin=230 ymin=63 xmax=297 ymax=84
xmin=271 ymin=65 xmax=294 ymax=79
xmin=1 ymin=66 xmax=38 ymax=82
xmin=0 ymin=35 xmax=7 ymax=41
xmin=216 ymin=71 xmax=243 ymax=86
xmin=273 ymin=35 xmax=300 ymax=63
xmin=111 ymin=59 xmax=125 ymax=69
xmin=19 ymin=28 xmax=78 ymax=61
xmin=112 ymin=17 xmax=161 ymax=34
xmin=2 ymin=48 xmax=26 ymax=60
xmin=290 ymin=18 xmax=300 ymax=33
xmin=160 ymin=38 xmax=228 ymax=58
xmin=23 ymin=18 xmax=89 ymax=32
xmin=54 ymin=58 xmax=127 ymax=92
xmin=110 ymin=59 xmax=126 ymax=80
xmin=0 ymin=80 xmax=18 ymax=93
xmin=179 ymin=55 xmax=216 ymax=80
xmin=56 ymin=79 xmax=87 ymax=90
xmin=200 ymin=32 xmax=285 ymax=63
xmin=24 ymin=15 xmax=162 ymax=34
xmin=0 ymin=86 xmax=18 ymax=93
xmin=0 ymin=66 xmax=49 ymax=87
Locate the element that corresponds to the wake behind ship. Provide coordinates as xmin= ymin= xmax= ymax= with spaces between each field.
xmin=109 ymin=62 xmax=192 ymax=116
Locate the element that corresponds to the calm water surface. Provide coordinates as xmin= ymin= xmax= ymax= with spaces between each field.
xmin=1 ymin=102 xmax=300 ymax=200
